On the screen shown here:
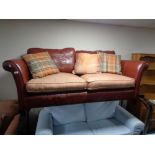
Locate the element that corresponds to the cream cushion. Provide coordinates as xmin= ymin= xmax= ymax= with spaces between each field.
xmin=81 ymin=73 xmax=135 ymax=90
xmin=74 ymin=53 xmax=100 ymax=74
xmin=26 ymin=72 xmax=87 ymax=93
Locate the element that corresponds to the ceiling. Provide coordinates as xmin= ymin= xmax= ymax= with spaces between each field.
xmin=71 ymin=19 xmax=155 ymax=28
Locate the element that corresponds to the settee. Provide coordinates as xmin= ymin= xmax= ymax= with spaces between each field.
xmin=35 ymin=101 xmax=144 ymax=135
xmin=3 ymin=48 xmax=148 ymax=118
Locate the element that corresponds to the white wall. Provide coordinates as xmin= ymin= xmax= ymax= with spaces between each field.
xmin=0 ymin=19 xmax=155 ymax=99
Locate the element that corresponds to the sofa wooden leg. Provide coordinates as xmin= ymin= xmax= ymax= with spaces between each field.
xmin=25 ymin=109 xmax=30 ymax=133
xmin=120 ymin=100 xmax=127 ymax=109
xmin=17 ymin=109 xmax=30 ymax=134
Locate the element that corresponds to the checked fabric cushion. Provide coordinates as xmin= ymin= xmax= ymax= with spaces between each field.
xmin=23 ymin=52 xmax=59 ymax=78
xmin=98 ymin=52 xmax=121 ymax=74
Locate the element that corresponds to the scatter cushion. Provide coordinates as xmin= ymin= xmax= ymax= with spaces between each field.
xmin=74 ymin=53 xmax=100 ymax=74
xmin=85 ymin=101 xmax=119 ymax=122
xmin=0 ymin=100 xmax=19 ymax=133
xmin=22 ymin=52 xmax=59 ymax=78
xmin=26 ymin=72 xmax=87 ymax=93
xmin=98 ymin=52 xmax=121 ymax=74
xmin=45 ymin=104 xmax=86 ymax=126
xmin=81 ymin=73 xmax=135 ymax=90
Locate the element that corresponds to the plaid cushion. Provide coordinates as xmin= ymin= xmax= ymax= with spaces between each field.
xmin=23 ymin=52 xmax=59 ymax=78
xmin=98 ymin=52 xmax=121 ymax=74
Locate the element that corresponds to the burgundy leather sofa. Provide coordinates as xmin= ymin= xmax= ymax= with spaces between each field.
xmin=3 ymin=48 xmax=148 ymax=114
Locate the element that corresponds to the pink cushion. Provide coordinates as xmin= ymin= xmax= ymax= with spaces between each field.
xmin=74 ymin=53 xmax=100 ymax=74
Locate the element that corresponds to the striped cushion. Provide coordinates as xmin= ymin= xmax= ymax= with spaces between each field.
xmin=23 ymin=52 xmax=59 ymax=78
xmin=98 ymin=52 xmax=121 ymax=74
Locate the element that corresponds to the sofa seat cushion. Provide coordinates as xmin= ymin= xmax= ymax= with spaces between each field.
xmin=85 ymin=101 xmax=119 ymax=122
xmin=88 ymin=118 xmax=131 ymax=135
xmin=81 ymin=73 xmax=135 ymax=90
xmin=45 ymin=104 xmax=86 ymax=126
xmin=26 ymin=72 xmax=87 ymax=93
xmin=53 ymin=122 xmax=93 ymax=135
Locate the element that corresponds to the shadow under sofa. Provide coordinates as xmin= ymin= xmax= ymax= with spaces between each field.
xmin=35 ymin=101 xmax=144 ymax=135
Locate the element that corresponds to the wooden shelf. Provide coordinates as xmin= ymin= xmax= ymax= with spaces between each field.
xmin=148 ymin=62 xmax=155 ymax=70
xmin=140 ymin=85 xmax=155 ymax=92
xmin=131 ymin=53 xmax=155 ymax=131
xmin=141 ymin=80 xmax=155 ymax=85
xmin=139 ymin=93 xmax=155 ymax=100
xmin=136 ymin=53 xmax=155 ymax=97
xmin=132 ymin=53 xmax=155 ymax=61
xmin=141 ymin=70 xmax=155 ymax=85
xmin=132 ymin=53 xmax=155 ymax=98
xmin=140 ymin=85 xmax=155 ymax=99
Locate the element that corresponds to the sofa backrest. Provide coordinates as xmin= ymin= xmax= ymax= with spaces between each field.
xmin=76 ymin=50 xmax=115 ymax=54
xmin=27 ymin=48 xmax=75 ymax=73
xmin=45 ymin=101 xmax=119 ymax=126
xmin=27 ymin=48 xmax=115 ymax=73
xmin=85 ymin=101 xmax=119 ymax=122
xmin=45 ymin=104 xmax=86 ymax=126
